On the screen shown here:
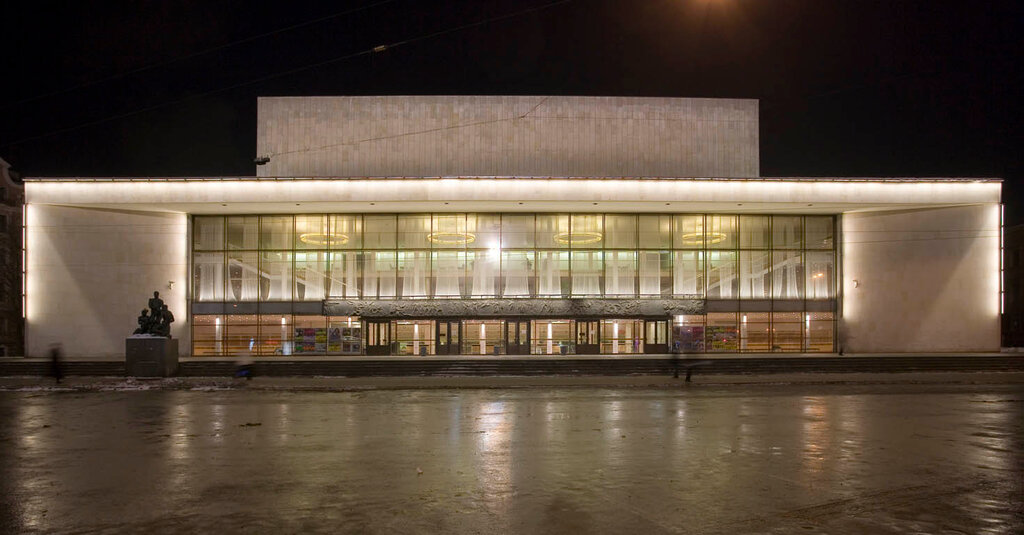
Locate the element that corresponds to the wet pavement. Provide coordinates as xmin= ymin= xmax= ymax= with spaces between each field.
xmin=1 ymin=383 xmax=1022 ymax=534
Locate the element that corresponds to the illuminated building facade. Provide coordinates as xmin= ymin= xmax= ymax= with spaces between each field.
xmin=22 ymin=97 xmax=1002 ymax=358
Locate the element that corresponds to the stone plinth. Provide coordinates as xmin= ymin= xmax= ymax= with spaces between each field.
xmin=125 ymin=337 xmax=178 ymax=377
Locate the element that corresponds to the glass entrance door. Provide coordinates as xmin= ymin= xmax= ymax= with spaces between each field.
xmin=436 ymin=320 xmax=460 ymax=356
xmin=643 ymin=320 xmax=668 ymax=354
xmin=365 ymin=320 xmax=390 ymax=356
xmin=576 ymin=320 xmax=599 ymax=354
xmin=506 ymin=320 xmax=531 ymax=355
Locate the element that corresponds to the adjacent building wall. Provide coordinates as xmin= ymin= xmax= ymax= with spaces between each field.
xmin=25 ymin=205 xmax=189 ymax=358
xmin=256 ymin=96 xmax=759 ymax=178
xmin=0 ymin=158 xmax=24 ymax=356
xmin=841 ymin=204 xmax=1001 ymax=352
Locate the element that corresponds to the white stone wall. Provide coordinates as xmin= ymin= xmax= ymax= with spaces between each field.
xmin=841 ymin=204 xmax=1001 ymax=352
xmin=256 ymin=96 xmax=759 ymax=178
xmin=25 ymin=205 xmax=189 ymax=358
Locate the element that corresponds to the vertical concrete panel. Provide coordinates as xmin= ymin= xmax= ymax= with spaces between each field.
xmin=26 ymin=205 xmax=190 ymax=358
xmin=841 ymin=204 xmax=1001 ymax=352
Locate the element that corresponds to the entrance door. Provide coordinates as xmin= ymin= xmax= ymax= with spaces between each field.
xmin=506 ymin=320 xmax=531 ymax=355
xmin=365 ymin=320 xmax=390 ymax=356
xmin=644 ymin=320 xmax=669 ymax=354
xmin=436 ymin=320 xmax=460 ymax=355
xmin=576 ymin=320 xmax=599 ymax=354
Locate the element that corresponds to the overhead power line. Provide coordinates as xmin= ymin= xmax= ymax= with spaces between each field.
xmin=0 ymin=0 xmax=398 ymax=111
xmin=2 ymin=0 xmax=571 ymax=149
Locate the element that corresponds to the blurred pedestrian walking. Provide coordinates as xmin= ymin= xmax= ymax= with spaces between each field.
xmin=49 ymin=343 xmax=64 ymax=384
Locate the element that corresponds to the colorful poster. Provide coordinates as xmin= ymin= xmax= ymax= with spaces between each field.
xmin=328 ymin=327 xmax=342 ymax=352
xmin=295 ymin=327 xmax=327 ymax=354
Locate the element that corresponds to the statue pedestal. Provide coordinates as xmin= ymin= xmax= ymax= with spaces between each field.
xmin=125 ymin=337 xmax=179 ymax=377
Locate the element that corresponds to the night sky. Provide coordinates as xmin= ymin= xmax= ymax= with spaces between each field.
xmin=3 ymin=0 xmax=1022 ymax=220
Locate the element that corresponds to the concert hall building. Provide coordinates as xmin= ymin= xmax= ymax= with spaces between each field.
xmin=22 ymin=96 xmax=1002 ymax=358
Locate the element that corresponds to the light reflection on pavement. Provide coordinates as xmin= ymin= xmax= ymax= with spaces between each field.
xmin=1 ymin=384 xmax=1022 ymax=534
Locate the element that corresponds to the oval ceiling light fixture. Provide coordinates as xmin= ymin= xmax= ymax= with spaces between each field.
xmin=680 ymin=231 xmax=727 ymax=246
xmin=299 ymin=233 xmax=350 ymax=246
xmin=553 ymin=231 xmax=603 ymax=246
xmin=427 ymin=232 xmax=476 ymax=245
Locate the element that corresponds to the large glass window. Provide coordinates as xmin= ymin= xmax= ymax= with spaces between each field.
xmin=260 ymin=251 xmax=292 ymax=301
xmin=537 ymin=214 xmax=570 ymax=249
xmin=772 ymin=312 xmax=803 ymax=352
xmin=705 ymin=215 xmax=738 ymax=250
xmin=739 ymin=215 xmax=770 ymax=249
xmin=502 ymin=251 xmax=534 ymax=297
xmin=260 ymin=216 xmax=293 ymax=250
xmin=772 ymin=251 xmax=803 ymax=299
xmin=571 ymin=251 xmax=603 ymax=297
xmin=397 ymin=251 xmax=430 ymax=298
xmin=327 ymin=252 xmax=360 ymax=298
xmin=194 ymin=252 xmax=224 ymax=302
xmin=329 ymin=215 xmax=361 ymax=249
xmin=364 ymin=215 xmax=397 ymax=249
xmin=740 ymin=312 xmax=770 ymax=351
xmin=805 ymin=216 xmax=834 ymax=250
xmin=806 ymin=251 xmax=835 ymax=299
xmin=706 ymin=313 xmax=738 ymax=352
xmin=674 ymin=214 xmax=705 ymax=249
xmin=740 ymin=251 xmax=771 ymax=299
xmin=638 ymin=215 xmax=671 ymax=249
xmin=228 ymin=252 xmax=259 ymax=301
xmin=707 ymin=251 xmax=737 ymax=298
xmin=294 ymin=251 xmax=328 ymax=301
xmin=362 ymin=252 xmax=396 ymax=299
xmin=772 ymin=216 xmax=803 ymax=249
xmin=468 ymin=214 xmax=501 ymax=250
xmin=532 ymin=320 xmax=574 ymax=355
xmin=604 ymin=215 xmax=637 ymax=249
xmin=501 ymin=214 xmax=534 ymax=249
xmin=537 ymin=251 xmax=569 ymax=297
xmin=295 ymin=215 xmax=329 ymax=250
xmin=399 ymin=214 xmax=432 ymax=249
xmin=197 ymin=213 xmax=834 ymax=302
xmin=227 ymin=216 xmax=258 ymax=250
xmin=467 ymin=250 xmax=498 ymax=298
xmin=605 ymin=251 xmax=636 ymax=297
xmin=569 ymin=214 xmax=604 ymax=249
xmin=194 ymin=217 xmax=225 ymax=250
xmin=673 ymin=251 xmax=704 ymax=297
xmin=432 ymin=251 xmax=465 ymax=298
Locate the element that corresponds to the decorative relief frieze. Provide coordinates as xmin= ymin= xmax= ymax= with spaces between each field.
xmin=322 ymin=298 xmax=704 ymax=318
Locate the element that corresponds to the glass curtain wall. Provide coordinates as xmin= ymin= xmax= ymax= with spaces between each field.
xmin=192 ymin=213 xmax=836 ymax=354
xmin=193 ymin=213 xmax=835 ymax=302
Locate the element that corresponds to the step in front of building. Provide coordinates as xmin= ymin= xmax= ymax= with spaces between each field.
xmin=3 ymin=356 xmax=1023 ymax=377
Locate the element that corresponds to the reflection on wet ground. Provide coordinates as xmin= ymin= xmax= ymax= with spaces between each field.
xmin=1 ymin=383 xmax=1022 ymax=534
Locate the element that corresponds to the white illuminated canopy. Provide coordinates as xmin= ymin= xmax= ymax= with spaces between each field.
xmin=24 ymin=176 xmax=1001 ymax=215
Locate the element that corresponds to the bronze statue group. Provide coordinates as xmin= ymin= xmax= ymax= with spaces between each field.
xmin=133 ymin=291 xmax=175 ymax=337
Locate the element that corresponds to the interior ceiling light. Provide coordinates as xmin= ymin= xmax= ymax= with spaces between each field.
xmin=299 ymin=233 xmax=349 ymax=246
xmin=680 ymin=230 xmax=727 ymax=246
xmin=427 ymin=232 xmax=476 ymax=245
xmin=553 ymin=231 xmax=603 ymax=246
